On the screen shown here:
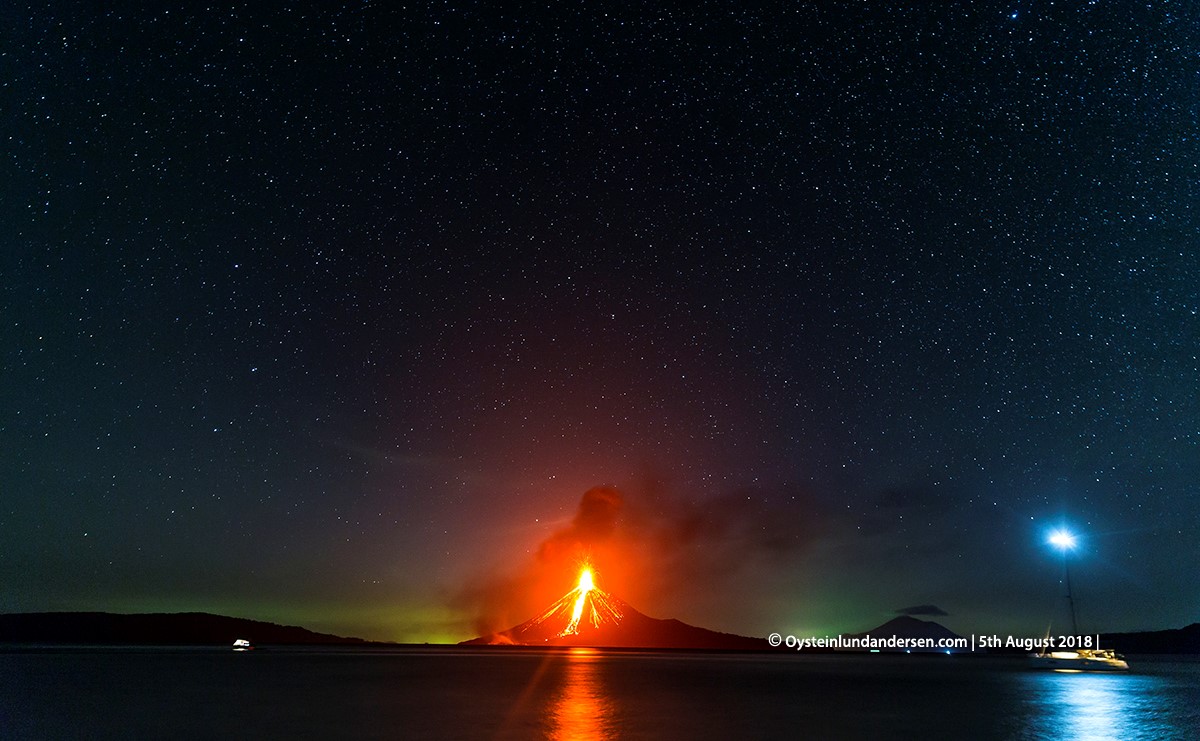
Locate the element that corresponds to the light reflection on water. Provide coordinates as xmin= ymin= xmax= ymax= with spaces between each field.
xmin=4 ymin=650 xmax=1199 ymax=739
xmin=1019 ymin=670 xmax=1174 ymax=740
xmin=549 ymin=648 xmax=615 ymax=741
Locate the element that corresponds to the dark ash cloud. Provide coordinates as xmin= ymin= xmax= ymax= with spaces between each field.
xmin=456 ymin=481 xmax=831 ymax=636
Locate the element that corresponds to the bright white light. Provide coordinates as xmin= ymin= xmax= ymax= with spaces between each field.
xmin=1048 ymin=529 xmax=1078 ymax=550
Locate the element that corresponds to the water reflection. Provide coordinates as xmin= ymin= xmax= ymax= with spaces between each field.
xmin=550 ymin=648 xmax=615 ymax=741
xmin=1021 ymin=670 xmax=1170 ymax=740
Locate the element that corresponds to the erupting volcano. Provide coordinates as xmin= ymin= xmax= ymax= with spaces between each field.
xmin=533 ymin=565 xmax=624 ymax=638
xmin=462 ymin=565 xmax=764 ymax=650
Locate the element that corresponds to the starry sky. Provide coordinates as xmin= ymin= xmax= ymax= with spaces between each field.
xmin=3 ymin=2 xmax=1197 ymax=643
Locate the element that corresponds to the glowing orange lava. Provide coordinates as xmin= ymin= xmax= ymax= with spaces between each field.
xmin=564 ymin=568 xmax=595 ymax=635
xmin=523 ymin=563 xmax=624 ymax=640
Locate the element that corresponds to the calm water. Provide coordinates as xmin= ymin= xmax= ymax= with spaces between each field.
xmin=2 ymin=647 xmax=1198 ymax=740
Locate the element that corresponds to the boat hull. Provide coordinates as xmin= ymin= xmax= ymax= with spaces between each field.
xmin=1029 ymin=650 xmax=1128 ymax=672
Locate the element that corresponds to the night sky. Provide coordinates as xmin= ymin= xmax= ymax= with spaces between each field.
xmin=4 ymin=2 xmax=1197 ymax=643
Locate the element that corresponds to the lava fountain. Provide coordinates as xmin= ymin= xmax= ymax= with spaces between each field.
xmin=522 ymin=563 xmax=624 ymax=639
xmin=565 ymin=567 xmax=595 ymax=635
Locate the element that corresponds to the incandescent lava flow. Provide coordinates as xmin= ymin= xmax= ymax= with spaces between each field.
xmin=544 ymin=564 xmax=625 ymax=638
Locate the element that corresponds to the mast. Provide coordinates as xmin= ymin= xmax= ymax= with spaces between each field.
xmin=1048 ymin=528 xmax=1081 ymax=637
xmin=1063 ymin=549 xmax=1079 ymax=636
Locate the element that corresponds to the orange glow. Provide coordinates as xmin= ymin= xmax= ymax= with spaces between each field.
xmin=565 ymin=567 xmax=595 ymax=635
xmin=550 ymin=648 xmax=612 ymax=741
xmin=523 ymin=563 xmax=623 ymax=640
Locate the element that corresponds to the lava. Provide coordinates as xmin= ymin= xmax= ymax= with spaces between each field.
xmin=524 ymin=563 xmax=624 ymax=639
xmin=565 ymin=567 xmax=595 ymax=635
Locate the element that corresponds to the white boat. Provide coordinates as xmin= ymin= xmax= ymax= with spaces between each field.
xmin=232 ymin=638 xmax=255 ymax=651
xmin=1029 ymin=648 xmax=1128 ymax=672
xmin=1029 ymin=529 xmax=1129 ymax=672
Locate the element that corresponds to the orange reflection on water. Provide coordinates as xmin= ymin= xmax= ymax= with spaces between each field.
xmin=550 ymin=648 xmax=615 ymax=741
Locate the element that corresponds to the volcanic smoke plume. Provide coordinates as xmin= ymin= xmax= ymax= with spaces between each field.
xmin=458 ymin=482 xmax=819 ymax=635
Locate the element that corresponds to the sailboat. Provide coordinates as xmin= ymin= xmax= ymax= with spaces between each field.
xmin=1029 ymin=647 xmax=1128 ymax=672
xmin=1029 ymin=529 xmax=1128 ymax=672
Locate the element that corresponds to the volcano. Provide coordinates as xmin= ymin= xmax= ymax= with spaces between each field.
xmin=461 ymin=566 xmax=765 ymax=650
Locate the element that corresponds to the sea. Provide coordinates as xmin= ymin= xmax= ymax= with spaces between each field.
xmin=2 ymin=647 xmax=1198 ymax=740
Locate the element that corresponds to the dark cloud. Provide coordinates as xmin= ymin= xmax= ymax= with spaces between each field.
xmin=535 ymin=486 xmax=624 ymax=565
xmin=453 ymin=486 xmax=628 ymax=635
xmin=895 ymin=604 xmax=949 ymax=617
xmin=456 ymin=481 xmax=832 ymax=636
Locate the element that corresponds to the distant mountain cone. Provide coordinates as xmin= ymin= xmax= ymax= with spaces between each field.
xmin=842 ymin=615 xmax=969 ymax=652
xmin=461 ymin=566 xmax=765 ymax=650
